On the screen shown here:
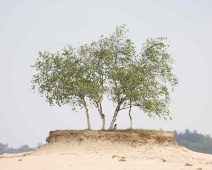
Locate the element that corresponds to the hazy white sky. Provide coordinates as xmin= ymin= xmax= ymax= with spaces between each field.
xmin=0 ymin=0 xmax=212 ymax=148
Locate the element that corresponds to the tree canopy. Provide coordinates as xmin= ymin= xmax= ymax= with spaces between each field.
xmin=31 ymin=25 xmax=178 ymax=129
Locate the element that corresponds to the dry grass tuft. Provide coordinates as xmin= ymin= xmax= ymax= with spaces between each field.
xmin=18 ymin=159 xmax=22 ymax=161
xmin=112 ymin=155 xmax=126 ymax=162
xmin=184 ymin=163 xmax=193 ymax=166
xmin=119 ymin=158 xmax=126 ymax=162
xmin=161 ymin=158 xmax=166 ymax=162
xmin=23 ymin=153 xmax=31 ymax=157
xmin=0 ymin=156 xmax=6 ymax=159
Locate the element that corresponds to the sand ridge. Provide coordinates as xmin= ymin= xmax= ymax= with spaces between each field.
xmin=1 ymin=130 xmax=212 ymax=170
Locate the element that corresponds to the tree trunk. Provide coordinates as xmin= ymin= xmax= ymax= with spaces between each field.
xmin=128 ymin=99 xmax=132 ymax=129
xmin=109 ymin=104 xmax=120 ymax=129
xmin=82 ymin=98 xmax=91 ymax=130
xmin=97 ymin=102 xmax=105 ymax=130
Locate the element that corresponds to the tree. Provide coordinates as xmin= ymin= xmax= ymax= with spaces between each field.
xmin=119 ymin=63 xmax=145 ymax=129
xmin=97 ymin=25 xmax=138 ymax=129
xmin=85 ymin=41 xmax=112 ymax=130
xmin=77 ymin=42 xmax=110 ymax=130
xmin=135 ymin=37 xmax=178 ymax=119
xmin=17 ymin=145 xmax=34 ymax=153
xmin=174 ymin=130 xmax=212 ymax=154
xmin=0 ymin=143 xmax=8 ymax=154
xmin=101 ymin=26 xmax=178 ymax=129
xmin=31 ymin=45 xmax=99 ymax=129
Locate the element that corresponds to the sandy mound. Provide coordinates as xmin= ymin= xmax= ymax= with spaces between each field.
xmin=40 ymin=130 xmax=211 ymax=163
xmin=1 ymin=130 xmax=212 ymax=170
xmin=46 ymin=129 xmax=176 ymax=146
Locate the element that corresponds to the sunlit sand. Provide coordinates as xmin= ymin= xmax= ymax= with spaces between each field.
xmin=1 ymin=130 xmax=212 ymax=170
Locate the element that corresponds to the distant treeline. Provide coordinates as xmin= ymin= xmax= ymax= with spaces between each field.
xmin=0 ymin=143 xmax=43 ymax=155
xmin=174 ymin=129 xmax=212 ymax=154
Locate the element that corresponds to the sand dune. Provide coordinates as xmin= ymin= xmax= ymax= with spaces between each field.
xmin=1 ymin=130 xmax=212 ymax=170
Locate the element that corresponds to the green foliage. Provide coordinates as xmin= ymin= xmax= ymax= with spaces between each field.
xmin=31 ymin=25 xmax=178 ymax=129
xmin=135 ymin=37 xmax=178 ymax=119
xmin=32 ymin=46 xmax=97 ymax=108
xmin=31 ymin=45 xmax=104 ymax=129
xmin=174 ymin=130 xmax=212 ymax=154
xmin=96 ymin=25 xmax=178 ymax=128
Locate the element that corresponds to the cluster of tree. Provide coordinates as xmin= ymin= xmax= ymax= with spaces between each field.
xmin=174 ymin=129 xmax=212 ymax=154
xmin=0 ymin=143 xmax=42 ymax=154
xmin=31 ymin=25 xmax=178 ymax=130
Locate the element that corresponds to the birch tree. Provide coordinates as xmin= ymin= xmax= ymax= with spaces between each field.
xmin=99 ymin=25 xmax=137 ymax=129
xmin=79 ymin=42 xmax=109 ymax=130
xmin=31 ymin=45 xmax=97 ymax=130
xmin=104 ymin=26 xmax=178 ymax=129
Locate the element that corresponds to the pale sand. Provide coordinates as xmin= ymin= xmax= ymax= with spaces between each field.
xmin=1 ymin=130 xmax=212 ymax=170
xmin=1 ymin=143 xmax=212 ymax=170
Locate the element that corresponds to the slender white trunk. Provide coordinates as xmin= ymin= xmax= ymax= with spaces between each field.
xmin=109 ymin=104 xmax=120 ymax=129
xmin=128 ymin=99 xmax=132 ymax=129
xmin=97 ymin=102 xmax=105 ymax=130
xmin=82 ymin=98 xmax=91 ymax=130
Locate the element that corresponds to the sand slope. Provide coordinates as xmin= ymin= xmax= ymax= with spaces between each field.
xmin=1 ymin=130 xmax=212 ymax=170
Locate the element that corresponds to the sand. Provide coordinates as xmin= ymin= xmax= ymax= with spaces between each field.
xmin=0 ymin=130 xmax=212 ymax=170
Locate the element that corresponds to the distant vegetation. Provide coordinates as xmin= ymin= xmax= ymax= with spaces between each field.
xmin=0 ymin=143 xmax=43 ymax=154
xmin=174 ymin=129 xmax=212 ymax=154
